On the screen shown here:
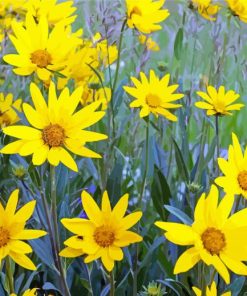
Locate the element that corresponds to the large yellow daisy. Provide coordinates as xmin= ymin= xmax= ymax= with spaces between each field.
xmin=190 ymin=0 xmax=220 ymax=21
xmin=0 ymin=82 xmax=107 ymax=172
xmin=3 ymin=13 xmax=81 ymax=81
xmin=227 ymin=0 xmax=247 ymax=23
xmin=123 ymin=70 xmax=184 ymax=120
xmin=0 ymin=93 xmax=22 ymax=128
xmin=155 ymin=185 xmax=247 ymax=284
xmin=0 ymin=189 xmax=46 ymax=270
xmin=60 ymin=190 xmax=142 ymax=271
xmin=195 ymin=85 xmax=244 ymax=116
xmin=193 ymin=281 xmax=231 ymax=296
xmin=126 ymin=0 xmax=169 ymax=34
xmin=215 ymin=133 xmax=247 ymax=199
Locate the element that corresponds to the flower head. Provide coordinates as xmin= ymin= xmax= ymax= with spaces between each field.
xmin=227 ymin=0 xmax=247 ymax=23
xmin=215 ymin=133 xmax=247 ymax=199
xmin=139 ymin=35 xmax=160 ymax=51
xmin=3 ymin=13 xmax=81 ymax=81
xmin=0 ymin=189 xmax=46 ymax=270
xmin=0 ymin=93 xmax=22 ymax=128
xmin=190 ymin=0 xmax=220 ymax=20
xmin=1 ymin=82 xmax=107 ymax=172
xmin=123 ymin=70 xmax=184 ymax=120
xmin=195 ymin=85 xmax=244 ymax=116
xmin=193 ymin=281 xmax=231 ymax=296
xmin=60 ymin=191 xmax=142 ymax=271
xmin=11 ymin=288 xmax=38 ymax=296
xmin=126 ymin=0 xmax=169 ymax=33
xmin=155 ymin=185 xmax=247 ymax=284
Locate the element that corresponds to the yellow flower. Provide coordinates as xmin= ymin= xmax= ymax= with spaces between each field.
xmin=195 ymin=85 xmax=244 ymax=116
xmin=11 ymin=288 xmax=38 ymax=296
xmin=126 ymin=0 xmax=170 ymax=33
xmin=3 ymin=13 xmax=82 ymax=81
xmin=190 ymin=0 xmax=220 ymax=21
xmin=0 ymin=189 xmax=46 ymax=270
xmin=155 ymin=184 xmax=247 ymax=284
xmin=138 ymin=35 xmax=160 ymax=51
xmin=227 ymin=0 xmax=247 ymax=23
xmin=123 ymin=70 xmax=184 ymax=120
xmin=0 ymin=82 xmax=107 ymax=172
xmin=193 ymin=281 xmax=231 ymax=296
xmin=0 ymin=93 xmax=22 ymax=128
xmin=81 ymin=86 xmax=111 ymax=111
xmin=60 ymin=191 xmax=142 ymax=271
xmin=24 ymin=0 xmax=77 ymax=26
xmin=215 ymin=133 xmax=247 ymax=199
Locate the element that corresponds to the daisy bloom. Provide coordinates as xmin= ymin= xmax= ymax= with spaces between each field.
xmin=0 ymin=189 xmax=46 ymax=270
xmin=227 ymin=0 xmax=247 ymax=23
xmin=0 ymin=93 xmax=22 ymax=128
xmin=11 ymin=288 xmax=38 ymax=296
xmin=24 ymin=0 xmax=77 ymax=27
xmin=195 ymin=85 xmax=244 ymax=116
xmin=215 ymin=133 xmax=247 ymax=199
xmin=126 ymin=0 xmax=169 ymax=34
xmin=0 ymin=82 xmax=107 ymax=172
xmin=123 ymin=70 xmax=184 ymax=120
xmin=3 ymin=13 xmax=82 ymax=81
xmin=190 ymin=0 xmax=220 ymax=21
xmin=155 ymin=185 xmax=247 ymax=284
xmin=193 ymin=281 xmax=231 ymax=296
xmin=60 ymin=191 xmax=142 ymax=271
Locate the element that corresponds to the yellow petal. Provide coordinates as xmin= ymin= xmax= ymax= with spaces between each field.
xmin=12 ymin=229 xmax=47 ymax=240
xmin=59 ymin=247 xmax=83 ymax=258
xmin=101 ymin=191 xmax=111 ymax=213
xmin=120 ymin=212 xmax=142 ymax=230
xmin=6 ymin=189 xmax=19 ymax=217
xmin=174 ymin=247 xmax=200 ymax=274
xmin=3 ymin=126 xmax=41 ymax=140
xmin=101 ymin=248 xmax=114 ymax=271
xmin=81 ymin=191 xmax=102 ymax=225
xmin=9 ymin=252 xmax=36 ymax=270
xmin=14 ymin=200 xmax=36 ymax=222
xmin=108 ymin=245 xmax=123 ymax=261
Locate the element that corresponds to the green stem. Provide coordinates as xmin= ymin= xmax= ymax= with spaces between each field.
xmin=50 ymin=166 xmax=71 ymax=296
xmin=209 ymin=268 xmax=217 ymax=287
xmin=6 ymin=257 xmax=14 ymax=294
xmin=109 ymin=271 xmax=115 ymax=296
xmin=215 ymin=115 xmax=220 ymax=176
xmin=201 ymin=263 xmax=206 ymax=296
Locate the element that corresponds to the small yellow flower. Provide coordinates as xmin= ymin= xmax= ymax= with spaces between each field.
xmin=81 ymin=86 xmax=111 ymax=111
xmin=24 ymin=0 xmax=77 ymax=27
xmin=0 ymin=93 xmax=22 ymax=128
xmin=193 ymin=281 xmax=231 ymax=296
xmin=123 ymin=70 xmax=184 ymax=120
xmin=227 ymin=0 xmax=247 ymax=23
xmin=10 ymin=288 xmax=38 ymax=296
xmin=215 ymin=133 xmax=247 ymax=199
xmin=155 ymin=184 xmax=247 ymax=284
xmin=3 ymin=13 xmax=82 ymax=81
xmin=0 ymin=189 xmax=46 ymax=270
xmin=60 ymin=191 xmax=142 ymax=271
xmin=195 ymin=85 xmax=244 ymax=116
xmin=190 ymin=0 xmax=220 ymax=21
xmin=1 ymin=82 xmax=107 ymax=172
xmin=138 ymin=35 xmax=160 ymax=51
xmin=126 ymin=0 xmax=170 ymax=34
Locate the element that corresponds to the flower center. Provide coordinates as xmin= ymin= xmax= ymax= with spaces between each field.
xmin=146 ymin=94 xmax=160 ymax=108
xmin=238 ymin=170 xmax=247 ymax=191
xmin=42 ymin=124 xmax=65 ymax=147
xmin=201 ymin=227 xmax=226 ymax=255
xmin=0 ymin=227 xmax=10 ymax=247
xmin=130 ymin=6 xmax=142 ymax=17
xmin=31 ymin=49 xmax=52 ymax=68
xmin=93 ymin=226 xmax=115 ymax=248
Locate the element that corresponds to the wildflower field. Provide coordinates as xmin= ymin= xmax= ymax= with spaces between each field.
xmin=1 ymin=0 xmax=247 ymax=295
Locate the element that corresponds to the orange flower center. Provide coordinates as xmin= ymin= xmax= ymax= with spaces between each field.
xmin=0 ymin=112 xmax=11 ymax=127
xmin=0 ymin=227 xmax=10 ymax=247
xmin=237 ymin=170 xmax=247 ymax=191
xmin=201 ymin=227 xmax=226 ymax=255
xmin=31 ymin=49 xmax=52 ymax=68
xmin=42 ymin=124 xmax=65 ymax=147
xmin=93 ymin=226 xmax=115 ymax=248
xmin=146 ymin=94 xmax=160 ymax=108
xmin=130 ymin=6 xmax=142 ymax=17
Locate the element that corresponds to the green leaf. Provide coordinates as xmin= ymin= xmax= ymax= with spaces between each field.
xmin=164 ymin=205 xmax=193 ymax=225
xmin=174 ymin=28 xmax=183 ymax=60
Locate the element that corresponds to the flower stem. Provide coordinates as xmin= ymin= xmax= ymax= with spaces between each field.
xmin=201 ymin=263 xmax=206 ymax=296
xmin=50 ymin=165 xmax=71 ymax=296
xmin=6 ymin=256 xmax=14 ymax=294
xmin=109 ymin=271 xmax=115 ymax=296
xmin=209 ymin=268 xmax=217 ymax=287
xmin=215 ymin=115 xmax=220 ymax=176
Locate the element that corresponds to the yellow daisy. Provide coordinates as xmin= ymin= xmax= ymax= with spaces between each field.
xmin=138 ymin=35 xmax=160 ymax=51
xmin=24 ymin=0 xmax=77 ymax=27
xmin=155 ymin=185 xmax=247 ymax=284
xmin=193 ymin=282 xmax=231 ymax=296
xmin=195 ymin=85 xmax=244 ymax=116
xmin=81 ymin=86 xmax=111 ymax=111
xmin=11 ymin=288 xmax=38 ymax=296
xmin=3 ymin=13 xmax=81 ymax=81
xmin=126 ymin=0 xmax=170 ymax=34
xmin=0 ymin=93 xmax=22 ymax=128
xmin=123 ymin=70 xmax=184 ymax=120
xmin=215 ymin=133 xmax=247 ymax=199
xmin=0 ymin=189 xmax=46 ymax=270
xmin=60 ymin=190 xmax=143 ymax=271
xmin=190 ymin=0 xmax=220 ymax=21
xmin=227 ymin=0 xmax=247 ymax=23
xmin=0 ymin=82 xmax=107 ymax=172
